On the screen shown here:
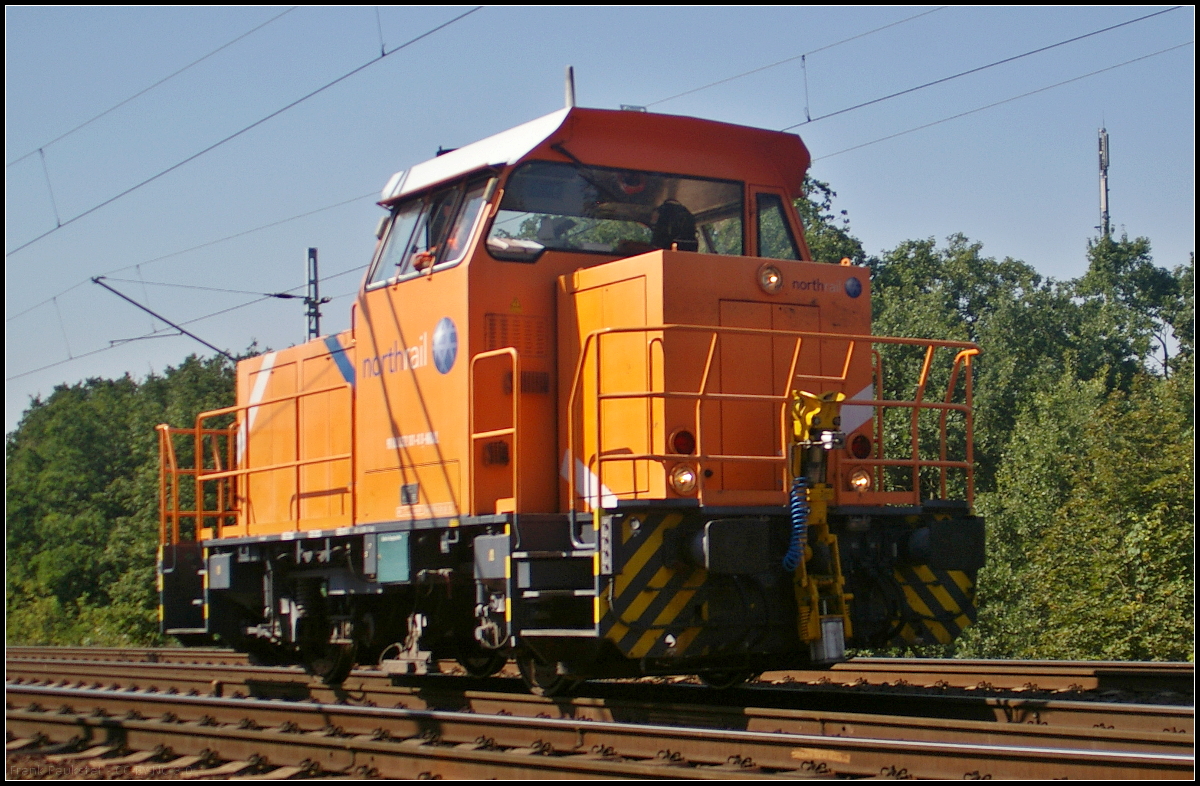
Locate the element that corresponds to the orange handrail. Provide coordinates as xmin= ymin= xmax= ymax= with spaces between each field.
xmin=469 ymin=347 xmax=521 ymax=516
xmin=566 ymin=324 xmax=977 ymax=513
xmin=158 ymin=381 xmax=354 ymax=546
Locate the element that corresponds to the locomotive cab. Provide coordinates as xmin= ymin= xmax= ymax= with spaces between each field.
xmin=157 ymin=107 xmax=984 ymax=692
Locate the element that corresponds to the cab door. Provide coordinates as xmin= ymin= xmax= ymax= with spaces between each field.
xmin=354 ymin=178 xmax=491 ymax=524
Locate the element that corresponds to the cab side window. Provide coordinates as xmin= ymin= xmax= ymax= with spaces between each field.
xmin=756 ymin=193 xmax=801 ymax=260
xmin=367 ymin=178 xmax=491 ymax=287
xmin=368 ymin=200 xmax=423 ymax=286
xmin=441 ymin=180 xmax=489 ymax=265
xmin=406 ymin=188 xmax=460 ymax=272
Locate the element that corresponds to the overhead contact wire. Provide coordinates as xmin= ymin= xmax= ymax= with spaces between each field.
xmin=782 ymin=6 xmax=1183 ymax=130
xmin=646 ymin=6 xmax=946 ymax=108
xmin=812 ymin=41 xmax=1194 ymax=161
xmin=6 ymin=260 xmax=370 ymax=381
xmin=5 ymin=190 xmax=375 ymax=324
xmin=5 ymin=7 xmax=299 ymax=169
xmin=4 ymin=6 xmax=483 ymax=259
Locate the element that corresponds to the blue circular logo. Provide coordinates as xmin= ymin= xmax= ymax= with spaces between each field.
xmin=844 ymin=277 xmax=863 ymax=298
xmin=432 ymin=317 xmax=458 ymax=374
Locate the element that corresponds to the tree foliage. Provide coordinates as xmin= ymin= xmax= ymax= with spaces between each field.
xmin=6 ymin=355 xmax=235 ymax=645
xmin=798 ymin=177 xmax=866 ymax=265
xmin=864 ymin=233 xmax=1193 ymax=661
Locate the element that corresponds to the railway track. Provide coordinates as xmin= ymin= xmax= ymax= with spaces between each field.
xmin=6 ymin=650 xmax=1194 ymax=779
xmin=9 ymin=646 xmax=1193 ymax=694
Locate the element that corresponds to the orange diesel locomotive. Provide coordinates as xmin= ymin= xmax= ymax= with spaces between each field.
xmin=157 ymin=108 xmax=984 ymax=693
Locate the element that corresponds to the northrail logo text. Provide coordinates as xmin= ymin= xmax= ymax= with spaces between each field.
xmin=361 ymin=334 xmax=428 ymax=378
xmin=792 ymin=276 xmax=862 ymax=298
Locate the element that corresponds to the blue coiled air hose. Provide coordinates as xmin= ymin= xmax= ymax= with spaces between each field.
xmin=783 ymin=475 xmax=808 ymax=571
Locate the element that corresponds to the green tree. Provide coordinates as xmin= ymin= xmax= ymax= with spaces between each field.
xmin=868 ymin=235 xmax=1080 ymax=491
xmin=960 ymin=372 xmax=1194 ymax=661
xmin=1076 ymin=234 xmax=1182 ymax=378
xmin=796 ymin=177 xmax=866 ymax=265
xmin=6 ymin=354 xmax=236 ymax=645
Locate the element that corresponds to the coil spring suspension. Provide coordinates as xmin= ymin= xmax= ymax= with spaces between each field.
xmin=783 ymin=475 xmax=808 ymax=571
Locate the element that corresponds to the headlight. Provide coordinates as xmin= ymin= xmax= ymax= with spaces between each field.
xmin=669 ymin=464 xmax=699 ymax=495
xmin=758 ymin=263 xmax=783 ymax=294
xmin=849 ymin=468 xmax=872 ymax=492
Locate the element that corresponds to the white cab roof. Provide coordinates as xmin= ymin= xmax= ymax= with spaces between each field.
xmin=381 ymin=109 xmax=569 ymax=202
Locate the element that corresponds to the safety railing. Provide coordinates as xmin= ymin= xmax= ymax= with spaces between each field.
xmin=469 ymin=347 xmax=521 ymax=516
xmin=158 ymin=423 xmax=238 ymax=546
xmin=565 ymin=324 xmax=978 ymax=513
xmin=157 ymin=382 xmax=354 ymax=546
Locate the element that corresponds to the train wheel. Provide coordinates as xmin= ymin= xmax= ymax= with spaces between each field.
xmin=302 ymin=641 xmax=357 ymax=685
xmin=516 ymin=653 xmax=573 ymax=697
xmin=699 ymin=670 xmax=754 ymax=689
xmin=458 ymin=650 xmax=507 ymax=678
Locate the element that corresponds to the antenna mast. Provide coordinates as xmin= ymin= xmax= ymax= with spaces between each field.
xmin=1098 ymin=128 xmax=1110 ymax=237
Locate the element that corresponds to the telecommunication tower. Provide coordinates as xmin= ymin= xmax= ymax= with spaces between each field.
xmin=1098 ymin=128 xmax=1111 ymax=237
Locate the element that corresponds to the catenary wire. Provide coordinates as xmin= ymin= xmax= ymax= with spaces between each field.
xmin=4 ymin=6 xmax=483 ymax=259
xmin=5 ymin=190 xmax=377 ymax=324
xmin=5 ymin=278 xmax=364 ymax=383
xmin=781 ymin=6 xmax=1182 ymax=131
xmin=646 ymin=7 xmax=946 ymax=108
xmin=5 ymin=8 xmax=298 ymax=169
xmin=5 ymin=263 xmax=367 ymax=382
xmin=811 ymin=41 xmax=1194 ymax=162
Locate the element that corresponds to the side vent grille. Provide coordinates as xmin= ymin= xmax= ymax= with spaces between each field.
xmin=485 ymin=313 xmax=548 ymax=357
xmin=503 ymin=371 xmax=551 ymax=395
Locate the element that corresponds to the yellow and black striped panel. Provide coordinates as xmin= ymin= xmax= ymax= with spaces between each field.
xmin=892 ymin=565 xmax=977 ymax=645
xmin=599 ymin=510 xmax=807 ymax=660
xmin=599 ymin=511 xmax=709 ymax=659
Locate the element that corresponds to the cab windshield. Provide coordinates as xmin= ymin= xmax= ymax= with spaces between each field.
xmin=487 ymin=161 xmax=743 ymax=258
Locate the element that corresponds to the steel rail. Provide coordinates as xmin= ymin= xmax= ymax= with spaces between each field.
xmin=8 ymin=647 xmax=1192 ymax=692
xmin=6 ymin=681 xmax=1193 ymax=779
xmin=8 ymin=657 xmax=1192 ymax=736
xmin=6 ymin=707 xmax=739 ymax=781
xmin=9 ymin=657 xmax=1192 ymax=736
xmin=8 ymin=659 xmax=1193 ymax=746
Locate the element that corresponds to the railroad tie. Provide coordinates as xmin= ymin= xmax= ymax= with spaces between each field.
xmin=5 ymin=738 xmax=41 ymax=752
xmin=90 ymin=750 xmax=160 ymax=766
xmin=179 ymin=760 xmax=257 ymax=779
xmin=232 ymin=765 xmax=308 ymax=780
xmin=130 ymin=754 xmax=205 ymax=776
xmin=45 ymin=745 xmax=118 ymax=763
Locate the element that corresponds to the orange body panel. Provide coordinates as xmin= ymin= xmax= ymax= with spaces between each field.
xmin=558 ymin=251 xmax=876 ymax=511
xmin=234 ymin=332 xmax=355 ymax=536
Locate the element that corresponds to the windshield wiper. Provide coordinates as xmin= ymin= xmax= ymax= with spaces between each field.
xmin=550 ymin=142 xmax=628 ymax=205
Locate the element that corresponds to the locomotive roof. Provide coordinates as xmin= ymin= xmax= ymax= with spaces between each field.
xmin=381 ymin=107 xmax=810 ymax=204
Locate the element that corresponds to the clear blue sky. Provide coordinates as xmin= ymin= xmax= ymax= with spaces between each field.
xmin=5 ymin=6 xmax=1194 ymax=432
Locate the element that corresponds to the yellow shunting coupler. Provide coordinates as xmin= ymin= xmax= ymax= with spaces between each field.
xmin=789 ymin=391 xmax=852 ymax=659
